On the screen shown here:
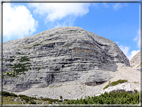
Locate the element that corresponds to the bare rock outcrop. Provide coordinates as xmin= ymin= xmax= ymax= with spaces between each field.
xmin=2 ymin=27 xmax=130 ymax=93
xmin=130 ymin=51 xmax=141 ymax=70
xmin=13 ymin=63 xmax=140 ymax=100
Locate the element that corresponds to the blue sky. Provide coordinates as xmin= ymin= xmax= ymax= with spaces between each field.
xmin=2 ymin=1 xmax=141 ymax=60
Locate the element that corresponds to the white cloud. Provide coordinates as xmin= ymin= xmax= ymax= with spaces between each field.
xmin=119 ymin=45 xmax=140 ymax=60
xmin=119 ymin=45 xmax=130 ymax=59
xmin=28 ymin=3 xmax=90 ymax=26
xmin=113 ymin=3 xmax=122 ymax=10
xmin=3 ymin=3 xmax=38 ymax=40
xmin=54 ymin=16 xmax=76 ymax=28
xmin=119 ymin=29 xmax=141 ymax=60
xmin=113 ymin=3 xmax=128 ymax=10
xmin=133 ymin=30 xmax=140 ymax=49
xmin=133 ymin=35 xmax=138 ymax=41
xmin=92 ymin=3 xmax=127 ymax=10
xmin=130 ymin=50 xmax=139 ymax=60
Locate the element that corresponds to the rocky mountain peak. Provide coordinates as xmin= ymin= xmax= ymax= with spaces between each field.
xmin=3 ymin=27 xmax=130 ymax=94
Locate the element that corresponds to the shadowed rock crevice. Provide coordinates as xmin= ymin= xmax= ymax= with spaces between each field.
xmin=85 ymin=81 xmax=106 ymax=86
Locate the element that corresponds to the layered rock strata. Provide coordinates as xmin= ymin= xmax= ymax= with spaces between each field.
xmin=130 ymin=51 xmax=141 ymax=70
xmin=2 ymin=27 xmax=130 ymax=92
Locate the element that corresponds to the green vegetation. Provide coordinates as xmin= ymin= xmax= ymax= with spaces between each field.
xmin=63 ymin=91 xmax=139 ymax=104
xmin=137 ymin=62 xmax=142 ymax=68
xmin=103 ymin=79 xmax=128 ymax=90
xmin=2 ymin=91 xmax=140 ymax=105
xmin=23 ymin=46 xmax=31 ymax=49
xmin=29 ymin=101 xmax=36 ymax=104
xmin=5 ymin=55 xmax=29 ymax=63
xmin=18 ymin=56 xmax=30 ymax=62
xmin=5 ymin=56 xmax=15 ymax=62
xmin=4 ymin=56 xmax=31 ymax=77
xmin=10 ymin=56 xmax=15 ymax=59
xmin=2 ymin=91 xmax=58 ymax=104
xmin=2 ymin=91 xmax=18 ymax=97
xmin=5 ymin=64 xmax=13 ymax=67
xmin=23 ymin=43 xmax=41 ymax=49
xmin=3 ymin=71 xmax=15 ymax=77
xmin=60 ymin=96 xmax=62 ymax=99
xmin=134 ymin=89 xmax=139 ymax=93
xmin=19 ymin=94 xmax=37 ymax=103
xmin=16 ymin=52 xmax=25 ymax=55
xmin=41 ymin=98 xmax=59 ymax=102
xmin=2 ymin=91 xmax=38 ymax=104
xmin=134 ymin=81 xmax=139 ymax=84
xmin=33 ymin=43 xmax=41 ymax=47
xmin=11 ymin=62 xmax=30 ymax=76
xmin=8 ymin=58 xmax=15 ymax=62
xmin=3 ymin=96 xmax=22 ymax=104
xmin=37 ymin=68 xmax=40 ymax=71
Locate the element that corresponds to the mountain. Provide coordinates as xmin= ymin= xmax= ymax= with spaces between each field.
xmin=2 ymin=27 xmax=140 ymax=99
xmin=130 ymin=51 xmax=141 ymax=71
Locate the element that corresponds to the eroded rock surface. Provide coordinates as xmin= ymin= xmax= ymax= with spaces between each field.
xmin=2 ymin=27 xmax=130 ymax=92
xmin=130 ymin=51 xmax=141 ymax=70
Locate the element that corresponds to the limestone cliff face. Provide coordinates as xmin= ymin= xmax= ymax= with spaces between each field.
xmin=130 ymin=51 xmax=141 ymax=70
xmin=2 ymin=27 xmax=130 ymax=92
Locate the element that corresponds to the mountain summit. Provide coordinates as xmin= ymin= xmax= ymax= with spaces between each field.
xmin=3 ymin=27 xmax=139 ymax=99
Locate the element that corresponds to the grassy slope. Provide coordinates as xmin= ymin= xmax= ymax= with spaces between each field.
xmin=2 ymin=90 xmax=140 ymax=105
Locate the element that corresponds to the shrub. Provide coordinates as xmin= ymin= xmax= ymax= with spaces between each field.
xmin=10 ymin=56 xmax=15 ymax=58
xmin=10 ymin=93 xmax=18 ymax=97
xmin=19 ymin=94 xmax=31 ymax=103
xmin=60 ymin=96 xmax=62 ymax=99
xmin=48 ymin=101 xmax=52 ymax=104
xmin=29 ymin=101 xmax=36 ymax=104
xmin=30 ymin=96 xmax=37 ymax=100
xmin=24 ymin=47 xmax=31 ymax=49
xmin=5 ymin=58 xmax=15 ymax=62
xmin=16 ymin=52 xmax=22 ymax=55
xmin=37 ymin=68 xmax=40 ymax=71
xmin=64 ymin=99 xmax=69 ymax=101
xmin=9 ymin=58 xmax=15 ymax=62
xmin=19 ymin=94 xmax=28 ymax=98
xmin=63 ymin=91 xmax=139 ymax=104
xmin=11 ymin=61 xmax=31 ymax=76
xmin=2 ymin=91 xmax=11 ymax=96
xmin=6 ymin=64 xmax=13 ymax=67
xmin=33 ymin=43 xmax=40 ymax=47
xmin=134 ymin=89 xmax=138 ymax=93
xmin=19 ymin=56 xmax=30 ymax=62
xmin=2 ymin=91 xmax=18 ymax=97
xmin=137 ymin=62 xmax=142 ymax=68
xmin=103 ymin=79 xmax=128 ymax=89
xmin=41 ymin=98 xmax=58 ymax=102
xmin=134 ymin=81 xmax=139 ymax=84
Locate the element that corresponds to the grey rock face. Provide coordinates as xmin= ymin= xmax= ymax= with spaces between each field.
xmin=2 ymin=27 xmax=130 ymax=92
